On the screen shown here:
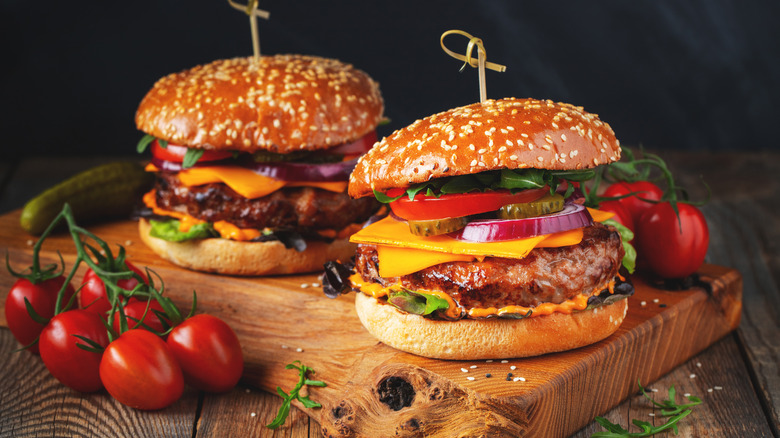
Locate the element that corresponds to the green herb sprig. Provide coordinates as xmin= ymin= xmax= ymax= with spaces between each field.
xmin=591 ymin=381 xmax=702 ymax=437
xmin=266 ymin=361 xmax=326 ymax=429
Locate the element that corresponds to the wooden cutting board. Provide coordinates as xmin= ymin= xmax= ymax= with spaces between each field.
xmin=0 ymin=210 xmax=742 ymax=438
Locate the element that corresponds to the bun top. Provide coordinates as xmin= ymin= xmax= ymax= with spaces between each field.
xmin=135 ymin=55 xmax=384 ymax=153
xmin=349 ymin=98 xmax=621 ymax=198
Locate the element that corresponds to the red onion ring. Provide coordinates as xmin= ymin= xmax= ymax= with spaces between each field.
xmin=149 ymin=157 xmax=357 ymax=182
xmin=448 ymin=203 xmax=593 ymax=242
xmin=245 ymin=158 xmax=357 ymax=182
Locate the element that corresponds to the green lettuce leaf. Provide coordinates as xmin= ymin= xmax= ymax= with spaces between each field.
xmin=604 ymin=218 xmax=636 ymax=274
xmin=149 ymin=219 xmax=216 ymax=242
xmin=387 ymin=289 xmax=450 ymax=316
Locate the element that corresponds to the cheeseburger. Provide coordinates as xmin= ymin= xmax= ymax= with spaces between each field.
xmin=327 ymin=97 xmax=633 ymax=360
xmin=136 ymin=55 xmax=384 ymax=275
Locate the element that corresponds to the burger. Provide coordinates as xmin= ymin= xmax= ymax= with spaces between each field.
xmin=135 ymin=55 xmax=384 ymax=275
xmin=325 ymin=97 xmax=634 ymax=360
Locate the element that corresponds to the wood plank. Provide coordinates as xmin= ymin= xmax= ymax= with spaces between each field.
xmin=0 ymin=210 xmax=742 ymax=437
xmin=572 ymin=334 xmax=775 ymax=436
xmin=0 ymin=327 xmax=198 ymax=437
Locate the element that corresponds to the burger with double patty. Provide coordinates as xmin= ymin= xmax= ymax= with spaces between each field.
xmin=326 ymin=97 xmax=634 ymax=360
xmin=135 ymin=54 xmax=384 ymax=275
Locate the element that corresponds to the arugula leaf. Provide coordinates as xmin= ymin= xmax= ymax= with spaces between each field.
xmin=372 ymin=168 xmax=596 ymax=203
xmin=591 ymin=381 xmax=701 ymax=437
xmin=136 ymin=134 xmax=156 ymax=153
xmin=182 ymin=148 xmax=204 ymax=169
xmin=148 ymin=219 xmax=216 ymax=242
xmin=267 ymin=361 xmax=326 ymax=429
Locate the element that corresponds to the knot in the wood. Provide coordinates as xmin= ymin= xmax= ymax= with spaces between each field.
xmin=377 ymin=376 xmax=415 ymax=411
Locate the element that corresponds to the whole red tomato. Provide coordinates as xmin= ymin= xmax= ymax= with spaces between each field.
xmin=635 ymin=202 xmax=709 ymax=279
xmin=80 ymin=261 xmax=147 ymax=316
xmin=110 ymin=300 xmax=170 ymax=335
xmin=100 ymin=329 xmax=184 ymax=410
xmin=603 ymin=181 xmax=664 ymax=224
xmin=597 ymin=200 xmax=635 ymax=232
xmin=5 ymin=276 xmax=76 ymax=354
xmin=39 ymin=309 xmax=109 ymax=392
xmin=167 ymin=314 xmax=243 ymax=393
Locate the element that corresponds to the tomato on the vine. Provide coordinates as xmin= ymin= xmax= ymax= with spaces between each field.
xmin=5 ymin=276 xmax=75 ymax=354
xmin=389 ymin=188 xmax=549 ymax=221
xmin=39 ymin=309 xmax=109 ymax=392
xmin=79 ymin=261 xmax=147 ymax=316
xmin=167 ymin=314 xmax=243 ymax=393
xmin=602 ymin=181 xmax=664 ymax=224
xmin=635 ymin=202 xmax=709 ymax=279
xmin=100 ymin=329 xmax=184 ymax=410
xmin=110 ymin=300 xmax=170 ymax=335
xmin=597 ymin=200 xmax=635 ymax=232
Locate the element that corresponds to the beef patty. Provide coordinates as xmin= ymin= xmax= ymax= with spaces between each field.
xmin=154 ymin=172 xmax=379 ymax=231
xmin=354 ymin=223 xmax=624 ymax=311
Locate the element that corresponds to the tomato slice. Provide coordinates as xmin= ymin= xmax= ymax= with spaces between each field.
xmin=390 ymin=188 xmax=549 ymax=221
xmin=324 ymin=131 xmax=377 ymax=156
xmin=151 ymin=140 xmax=233 ymax=163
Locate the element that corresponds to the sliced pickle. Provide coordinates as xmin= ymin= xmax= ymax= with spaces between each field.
xmin=498 ymin=193 xmax=565 ymax=219
xmin=408 ymin=217 xmax=470 ymax=236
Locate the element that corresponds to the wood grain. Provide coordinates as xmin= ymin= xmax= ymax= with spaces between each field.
xmin=0 ymin=209 xmax=743 ymax=437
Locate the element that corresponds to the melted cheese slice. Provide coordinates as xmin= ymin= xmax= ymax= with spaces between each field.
xmin=351 ymin=208 xmax=613 ymax=278
xmin=177 ymin=165 xmax=348 ymax=199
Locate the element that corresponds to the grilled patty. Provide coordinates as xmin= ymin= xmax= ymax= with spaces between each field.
xmin=354 ymin=223 xmax=624 ymax=310
xmin=154 ymin=172 xmax=379 ymax=231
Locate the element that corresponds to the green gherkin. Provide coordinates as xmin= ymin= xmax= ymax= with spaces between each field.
xmin=407 ymin=217 xmax=469 ymax=236
xmin=498 ymin=193 xmax=565 ymax=219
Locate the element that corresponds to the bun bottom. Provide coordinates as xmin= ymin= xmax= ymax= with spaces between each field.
xmin=354 ymin=292 xmax=628 ymax=360
xmin=139 ymin=218 xmax=355 ymax=276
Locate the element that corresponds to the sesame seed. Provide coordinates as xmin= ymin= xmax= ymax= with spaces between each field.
xmin=690 ymin=374 xmax=697 ymax=379
xmin=684 ymin=393 xmax=691 ymax=398
xmin=648 ymin=413 xmax=655 ymax=417
xmin=486 ymin=360 xmax=493 ymax=363
xmin=467 ymin=376 xmax=475 ymax=381
xmin=485 ymin=373 xmax=492 ymax=378
xmin=510 ymin=365 xmax=517 ymax=370
xmin=641 ymin=301 xmax=647 ymax=306
xmin=714 ymin=386 xmax=723 ymax=390
xmin=251 ymin=412 xmax=257 ymax=417
xmin=697 ymin=362 xmax=702 ymax=367
xmin=653 ymin=298 xmax=660 ymax=303
xmin=708 ymin=388 xmax=713 ymax=393
xmin=461 ymin=368 xmax=469 ymax=373
xmin=470 ymin=365 xmax=478 ymax=369
xmin=300 ymin=283 xmax=310 ymax=288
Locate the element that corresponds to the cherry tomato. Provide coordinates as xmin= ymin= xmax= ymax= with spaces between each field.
xmin=389 ymin=188 xmax=549 ymax=221
xmin=110 ymin=300 xmax=170 ymax=335
xmin=5 ymin=276 xmax=76 ymax=354
xmin=151 ymin=140 xmax=233 ymax=163
xmin=323 ymin=130 xmax=377 ymax=156
xmin=39 ymin=309 xmax=109 ymax=392
xmin=602 ymin=181 xmax=664 ymax=224
xmin=100 ymin=329 xmax=184 ymax=410
xmin=597 ymin=200 xmax=635 ymax=231
xmin=79 ymin=261 xmax=147 ymax=316
xmin=167 ymin=314 xmax=243 ymax=393
xmin=635 ymin=202 xmax=709 ymax=279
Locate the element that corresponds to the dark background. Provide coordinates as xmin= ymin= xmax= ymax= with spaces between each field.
xmin=2 ymin=0 xmax=778 ymax=160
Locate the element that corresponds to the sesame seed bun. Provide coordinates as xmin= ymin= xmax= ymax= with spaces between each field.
xmin=354 ymin=291 xmax=628 ymax=360
xmin=349 ymin=98 xmax=620 ymax=198
xmin=138 ymin=218 xmax=356 ymax=276
xmin=135 ymin=55 xmax=384 ymax=154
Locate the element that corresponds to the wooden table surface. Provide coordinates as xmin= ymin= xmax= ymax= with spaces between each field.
xmin=0 ymin=151 xmax=778 ymax=437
